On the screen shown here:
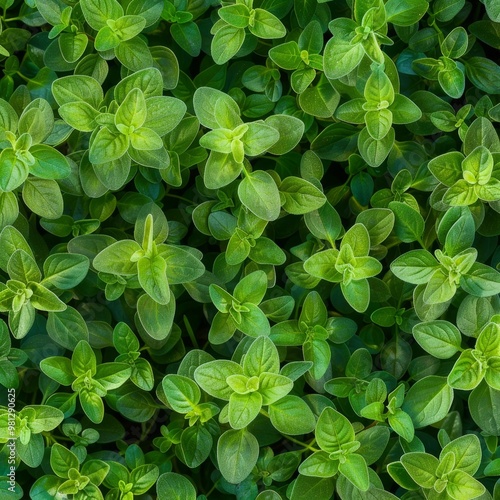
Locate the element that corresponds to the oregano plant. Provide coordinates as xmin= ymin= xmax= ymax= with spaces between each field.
xmin=0 ymin=0 xmax=499 ymax=499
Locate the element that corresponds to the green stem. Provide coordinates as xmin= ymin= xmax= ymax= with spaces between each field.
xmin=15 ymin=72 xmax=34 ymax=83
xmin=165 ymin=193 xmax=194 ymax=204
xmin=139 ymin=410 xmax=159 ymax=442
xmin=183 ymin=315 xmax=199 ymax=349
xmin=206 ymin=480 xmax=219 ymax=497
xmin=416 ymin=236 xmax=427 ymax=250
xmin=284 ymin=434 xmax=320 ymax=452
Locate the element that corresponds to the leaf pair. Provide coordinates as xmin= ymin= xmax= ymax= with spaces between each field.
xmin=208 ymin=270 xmax=270 ymax=344
xmin=212 ymin=0 xmax=286 ymax=65
xmin=429 ymin=146 xmax=500 ymax=207
xmin=391 ymin=246 xmax=500 ymax=307
xmin=299 ymin=407 xmax=370 ymax=491
xmin=40 ymin=340 xmax=131 ymax=423
xmin=396 ymin=435 xmax=485 ymax=500
xmin=304 ymin=224 xmax=382 ymax=312
xmin=93 ymin=213 xmax=204 ymax=306
xmin=0 ymin=225 xmax=89 ymax=339
xmin=194 ymin=336 xmax=293 ymax=429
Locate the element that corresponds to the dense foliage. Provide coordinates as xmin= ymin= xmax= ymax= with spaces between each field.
xmin=0 ymin=0 xmax=499 ymax=498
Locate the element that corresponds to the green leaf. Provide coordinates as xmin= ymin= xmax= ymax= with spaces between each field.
xmin=211 ymin=24 xmax=245 ymax=65
xmin=299 ymin=451 xmax=338 ymax=478
xmin=29 ymin=282 xmax=66 ymax=312
xmin=259 ymin=372 xmax=293 ymax=404
xmin=389 ymin=201 xmax=425 ymax=243
xmin=194 ymin=360 xmax=243 ymax=400
xmin=162 ymin=374 xmax=200 ymax=413
xmin=217 ymin=429 xmax=259 ymax=484
xmin=469 ymin=381 xmax=500 ymax=436
xmin=238 ymin=170 xmax=281 ymax=221
xmin=304 ymin=202 xmax=342 ymax=243
xmin=80 ymin=0 xmax=123 ymax=30
xmin=385 ymin=0 xmax=428 ymax=26
xmin=465 ymin=57 xmax=500 ymax=94
xmin=291 ymin=67 xmax=316 ymax=95
xmin=159 ymin=245 xmax=205 ymax=284
xmin=50 ymin=443 xmax=79 ymax=479
xmin=114 ymin=68 xmax=163 ymax=103
xmin=484 ymin=0 xmax=500 ymax=21
xmin=144 ymin=96 xmax=186 ymax=136
xmin=7 ymin=249 xmax=40 ymax=283
xmin=19 ymin=99 xmax=54 ymax=144
xmin=341 ymin=278 xmax=371 ymax=313
xmin=447 ymin=470 xmax=486 ymax=499
xmin=93 ymin=239 xmax=141 ymax=276
xmin=356 ymin=208 xmax=394 ymax=246
xmin=42 ymin=253 xmax=89 ymax=290
xmin=243 ymin=335 xmax=280 ymax=376
xmin=243 ymin=121 xmax=280 ymax=156
xmin=79 ymin=388 xmax=105 ymax=423
xmin=40 ymin=356 xmax=75 ymax=385
xmin=441 ymin=27 xmax=468 ymax=59
xmin=315 ymin=407 xmax=355 ymax=453
xmin=157 ymin=472 xmax=197 ymax=500
xmin=324 ymin=35 xmax=364 ymax=79
xmin=464 ymin=117 xmax=500 ymax=155
xmin=115 ymin=37 xmax=154 ymax=71
xmin=136 ymin=293 xmax=175 ymax=341
xmin=434 ymin=0 xmax=464 ymax=22
xmin=115 ymin=88 xmax=147 ymax=130
xmin=400 ymin=452 xmax=438 ymax=488
xmin=229 ymin=391 xmax=262 ymax=428
xmin=412 ymin=320 xmax=462 ymax=359
xmin=193 ymin=87 xmax=240 ymax=130
xmin=390 ymin=94 xmax=422 ymax=124
xmin=52 ymin=75 xmax=103 ymax=108
xmin=30 ymin=144 xmax=71 ymax=179
xmin=89 ymin=127 xmax=128 ymax=164
xmin=22 ymin=178 xmax=63 ymax=220
xmin=26 ymin=405 xmax=64 ymax=433
xmin=339 ymin=453 xmax=370 ymax=491
xmin=238 ymin=302 xmax=271 ymax=337
xmin=94 ymin=362 xmax=131 ymax=390
xmin=72 ymin=340 xmax=96 ymax=376
xmin=269 ymin=41 xmax=301 ymax=70
xmin=137 ymin=255 xmax=170 ymax=305
xmin=0 ymin=148 xmax=28 ymax=192
xmin=249 ymin=9 xmax=286 ymax=39
xmin=47 ymin=307 xmax=89 ymax=351
xmin=402 ymin=376 xmax=454 ymax=428
xmin=461 ymin=263 xmax=500 ymax=297
xmin=219 ymin=4 xmax=250 ymax=28
xmin=364 ymin=66 xmax=395 ymax=105
xmin=358 ymin=126 xmax=395 ymax=168
xmin=269 ymin=395 xmax=316 ymax=435
xmin=439 ymin=65 xmax=465 ymax=99
xmin=440 ymin=434 xmax=481 ymax=475
xmin=59 ymin=33 xmax=88 ymax=63
xmin=304 ymin=249 xmax=341 ymax=283
xmin=447 ymin=350 xmax=484 ymax=390
xmin=280 ymin=176 xmax=326 ymax=215
xmin=93 ymin=28 xmax=120 ymax=54
xmin=171 ymin=21 xmax=202 ymax=57
xmin=177 ymin=425 xmax=213 ymax=468
xmin=288 ymin=475 xmax=335 ymax=500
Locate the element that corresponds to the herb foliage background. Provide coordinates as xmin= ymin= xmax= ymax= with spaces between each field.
xmin=0 ymin=0 xmax=499 ymax=498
